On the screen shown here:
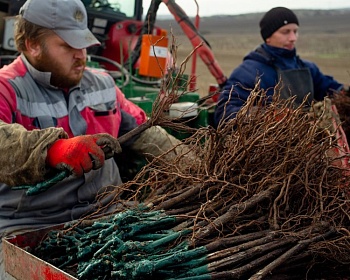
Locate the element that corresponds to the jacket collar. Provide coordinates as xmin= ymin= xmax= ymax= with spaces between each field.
xmin=262 ymin=43 xmax=296 ymax=58
xmin=20 ymin=54 xmax=81 ymax=91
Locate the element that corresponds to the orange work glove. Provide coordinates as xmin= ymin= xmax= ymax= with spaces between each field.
xmin=46 ymin=134 xmax=121 ymax=177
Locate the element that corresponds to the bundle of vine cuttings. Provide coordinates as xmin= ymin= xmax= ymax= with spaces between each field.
xmin=33 ymin=86 xmax=350 ymax=279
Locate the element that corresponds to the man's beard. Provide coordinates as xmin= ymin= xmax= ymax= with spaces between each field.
xmin=33 ymin=48 xmax=86 ymax=88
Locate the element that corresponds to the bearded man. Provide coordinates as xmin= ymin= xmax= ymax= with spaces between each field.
xmin=0 ymin=0 xmax=184 ymax=278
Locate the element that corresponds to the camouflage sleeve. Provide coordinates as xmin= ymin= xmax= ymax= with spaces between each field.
xmin=130 ymin=126 xmax=191 ymax=161
xmin=0 ymin=120 xmax=68 ymax=187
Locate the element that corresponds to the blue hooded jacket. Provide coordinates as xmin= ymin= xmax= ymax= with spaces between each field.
xmin=214 ymin=43 xmax=343 ymax=127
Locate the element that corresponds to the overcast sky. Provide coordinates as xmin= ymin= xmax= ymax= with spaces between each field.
xmin=143 ymin=0 xmax=350 ymax=16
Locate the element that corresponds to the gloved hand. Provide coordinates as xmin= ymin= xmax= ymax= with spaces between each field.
xmin=46 ymin=133 xmax=121 ymax=177
xmin=309 ymin=97 xmax=339 ymax=133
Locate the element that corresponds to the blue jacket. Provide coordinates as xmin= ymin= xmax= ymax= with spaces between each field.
xmin=214 ymin=43 xmax=343 ymax=127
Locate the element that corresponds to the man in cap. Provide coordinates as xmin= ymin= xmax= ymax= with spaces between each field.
xmin=0 ymin=0 xmax=185 ymax=277
xmin=214 ymin=7 xmax=348 ymax=126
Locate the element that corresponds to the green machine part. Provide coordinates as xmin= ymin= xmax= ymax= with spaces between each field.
xmin=119 ymin=74 xmax=214 ymax=132
xmin=115 ymin=72 xmax=215 ymax=178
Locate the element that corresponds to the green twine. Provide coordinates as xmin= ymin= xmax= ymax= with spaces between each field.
xmin=33 ymin=208 xmax=213 ymax=279
xmin=12 ymin=170 xmax=70 ymax=195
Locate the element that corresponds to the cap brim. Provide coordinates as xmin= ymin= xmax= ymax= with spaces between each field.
xmin=54 ymin=29 xmax=100 ymax=49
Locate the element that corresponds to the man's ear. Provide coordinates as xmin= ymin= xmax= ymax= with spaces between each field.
xmin=24 ymin=39 xmax=41 ymax=57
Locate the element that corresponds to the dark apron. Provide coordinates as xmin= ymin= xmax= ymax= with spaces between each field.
xmin=254 ymin=46 xmax=314 ymax=107
xmin=276 ymin=68 xmax=314 ymax=106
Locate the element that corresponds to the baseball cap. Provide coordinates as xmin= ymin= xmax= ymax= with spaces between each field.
xmin=19 ymin=0 xmax=100 ymax=49
xmin=259 ymin=7 xmax=299 ymax=41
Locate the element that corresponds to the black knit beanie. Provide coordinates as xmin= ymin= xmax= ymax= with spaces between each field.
xmin=259 ymin=7 xmax=299 ymax=41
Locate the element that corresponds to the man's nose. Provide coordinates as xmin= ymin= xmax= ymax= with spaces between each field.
xmin=74 ymin=48 xmax=86 ymax=59
xmin=290 ymin=32 xmax=298 ymax=41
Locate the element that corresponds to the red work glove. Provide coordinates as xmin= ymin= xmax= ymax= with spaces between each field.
xmin=46 ymin=134 xmax=121 ymax=177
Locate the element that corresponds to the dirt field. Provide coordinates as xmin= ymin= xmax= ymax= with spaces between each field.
xmin=157 ymin=9 xmax=350 ymax=97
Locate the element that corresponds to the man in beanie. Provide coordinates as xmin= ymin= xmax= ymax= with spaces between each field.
xmin=214 ymin=7 xmax=348 ymax=127
xmin=0 ymin=0 xmax=188 ymax=277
